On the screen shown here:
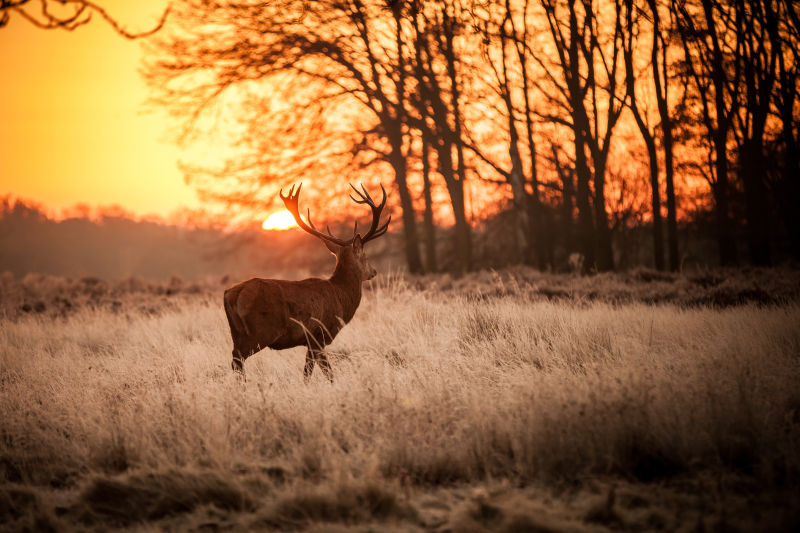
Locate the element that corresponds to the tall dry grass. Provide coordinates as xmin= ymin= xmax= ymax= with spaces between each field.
xmin=1 ymin=275 xmax=799 ymax=530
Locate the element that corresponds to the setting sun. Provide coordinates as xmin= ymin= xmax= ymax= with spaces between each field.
xmin=261 ymin=210 xmax=298 ymax=231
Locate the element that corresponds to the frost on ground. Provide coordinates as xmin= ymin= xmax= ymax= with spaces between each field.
xmin=1 ymin=270 xmax=799 ymax=531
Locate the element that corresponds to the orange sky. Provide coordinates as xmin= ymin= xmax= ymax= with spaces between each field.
xmin=0 ymin=1 xmax=202 ymax=219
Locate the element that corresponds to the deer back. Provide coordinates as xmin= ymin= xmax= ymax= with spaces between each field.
xmin=225 ymin=272 xmax=362 ymax=353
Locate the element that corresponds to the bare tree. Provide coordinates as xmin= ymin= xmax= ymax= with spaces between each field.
xmin=1 ymin=0 xmax=168 ymax=37
xmin=622 ymin=0 xmax=665 ymax=269
xmin=539 ymin=0 xmax=627 ymax=271
xmin=407 ymin=0 xmax=472 ymax=273
xmin=420 ymin=130 xmax=438 ymax=271
xmin=509 ymin=0 xmax=547 ymax=269
xmin=675 ymin=0 xmax=742 ymax=266
xmin=649 ymin=0 xmax=680 ymax=271
xmin=773 ymin=0 xmax=800 ymax=258
xmin=733 ymin=0 xmax=778 ymax=266
xmin=138 ymin=0 xmax=797 ymax=271
xmin=144 ymin=0 xmax=425 ymax=272
xmin=467 ymin=0 xmax=551 ymax=267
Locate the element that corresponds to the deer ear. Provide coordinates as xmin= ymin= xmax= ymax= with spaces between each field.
xmin=353 ymin=234 xmax=364 ymax=254
xmin=322 ymin=238 xmax=339 ymax=254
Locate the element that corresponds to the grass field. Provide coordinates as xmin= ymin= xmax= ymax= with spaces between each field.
xmin=1 ymin=269 xmax=799 ymax=531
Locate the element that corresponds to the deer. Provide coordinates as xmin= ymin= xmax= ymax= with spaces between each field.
xmin=223 ymin=183 xmax=390 ymax=381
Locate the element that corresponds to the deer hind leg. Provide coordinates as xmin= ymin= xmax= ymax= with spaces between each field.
xmin=231 ymin=336 xmax=262 ymax=376
xmin=225 ymin=300 xmax=249 ymax=376
xmin=232 ymin=352 xmax=244 ymax=373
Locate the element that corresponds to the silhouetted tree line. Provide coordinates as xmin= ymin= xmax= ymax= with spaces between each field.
xmin=0 ymin=198 xmax=403 ymax=280
xmin=144 ymin=0 xmax=799 ymax=273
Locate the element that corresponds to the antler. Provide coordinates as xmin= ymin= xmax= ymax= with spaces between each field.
xmin=349 ymin=183 xmax=391 ymax=243
xmin=280 ymin=183 xmax=391 ymax=246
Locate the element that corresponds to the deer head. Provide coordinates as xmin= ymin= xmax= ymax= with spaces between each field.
xmin=280 ymin=183 xmax=390 ymax=281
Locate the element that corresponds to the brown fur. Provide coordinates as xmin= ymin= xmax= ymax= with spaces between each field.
xmin=223 ymin=238 xmax=375 ymax=380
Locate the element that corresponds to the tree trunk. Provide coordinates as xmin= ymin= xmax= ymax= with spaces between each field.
xmin=389 ymin=138 xmax=424 ymax=274
xmin=443 ymin=9 xmax=472 ymax=274
xmin=781 ymin=126 xmax=800 ymax=259
xmin=774 ymin=3 xmax=800 ymax=259
xmin=664 ymin=126 xmax=679 ymax=271
xmin=703 ymin=0 xmax=738 ymax=266
xmin=650 ymin=0 xmax=679 ymax=271
xmin=740 ymin=139 xmax=771 ymax=265
xmin=574 ymin=135 xmax=596 ymax=271
xmin=505 ymin=104 xmax=531 ymax=264
xmin=499 ymin=14 xmax=534 ymax=265
xmin=514 ymin=8 xmax=544 ymax=269
xmin=436 ymin=139 xmax=471 ymax=274
xmin=780 ymin=160 xmax=800 ymax=260
xmin=562 ymin=1 xmax=596 ymax=272
xmin=645 ymin=137 xmax=665 ymax=270
xmin=553 ymin=144 xmax=576 ymax=256
xmin=713 ymin=138 xmax=737 ymax=265
xmin=737 ymin=1 xmax=775 ymax=266
xmin=624 ymin=0 xmax=664 ymax=270
xmin=777 ymin=39 xmax=800 ymax=259
xmin=449 ymin=178 xmax=472 ymax=275
xmin=421 ymin=134 xmax=437 ymax=272
xmin=593 ymin=158 xmax=614 ymax=271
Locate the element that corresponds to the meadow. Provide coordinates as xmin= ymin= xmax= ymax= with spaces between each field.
xmin=1 ymin=268 xmax=799 ymax=531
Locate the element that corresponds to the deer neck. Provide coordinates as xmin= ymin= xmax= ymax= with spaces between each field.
xmin=329 ymin=250 xmax=363 ymax=318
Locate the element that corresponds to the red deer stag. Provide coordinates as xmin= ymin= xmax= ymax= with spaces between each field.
xmin=223 ymin=183 xmax=390 ymax=380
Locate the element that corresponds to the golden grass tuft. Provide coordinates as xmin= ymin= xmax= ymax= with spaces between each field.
xmin=255 ymin=482 xmax=417 ymax=529
xmin=73 ymin=470 xmax=255 ymax=526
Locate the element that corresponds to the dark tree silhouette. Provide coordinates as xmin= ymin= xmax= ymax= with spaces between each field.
xmin=675 ymin=0 xmax=742 ymax=266
xmin=467 ymin=0 xmax=548 ymax=268
xmin=1 ymin=0 xmax=168 ymax=37
xmin=539 ymin=0 xmax=627 ymax=272
xmin=733 ymin=0 xmax=778 ymax=266
xmin=648 ymin=0 xmax=680 ymax=271
xmin=407 ymin=0 xmax=473 ymax=273
xmin=623 ymin=0 xmax=665 ymax=270
xmin=145 ymin=0 xmax=425 ymax=273
xmin=467 ymin=1 xmax=528 ymax=264
xmin=773 ymin=0 xmax=800 ymax=259
xmin=138 ymin=0 xmax=800 ymax=272
xmin=419 ymin=131 xmax=438 ymax=272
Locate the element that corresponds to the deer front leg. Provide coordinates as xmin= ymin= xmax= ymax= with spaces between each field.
xmin=303 ymin=348 xmax=316 ymax=381
xmin=304 ymin=349 xmax=333 ymax=382
xmin=316 ymin=351 xmax=333 ymax=382
xmin=232 ymin=349 xmax=245 ymax=373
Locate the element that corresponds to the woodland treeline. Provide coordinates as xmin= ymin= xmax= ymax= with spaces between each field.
xmin=0 ymin=197 xmax=353 ymax=280
xmin=143 ymin=0 xmax=799 ymax=274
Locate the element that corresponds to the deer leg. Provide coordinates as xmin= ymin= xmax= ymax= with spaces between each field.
xmin=304 ymin=349 xmax=333 ymax=382
xmin=231 ymin=349 xmax=247 ymax=383
xmin=303 ymin=349 xmax=316 ymax=381
xmin=232 ymin=338 xmax=263 ymax=376
xmin=232 ymin=340 xmax=254 ymax=377
xmin=315 ymin=351 xmax=334 ymax=382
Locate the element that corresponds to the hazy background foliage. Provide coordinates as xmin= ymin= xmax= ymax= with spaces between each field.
xmin=1 ymin=196 xmax=775 ymax=282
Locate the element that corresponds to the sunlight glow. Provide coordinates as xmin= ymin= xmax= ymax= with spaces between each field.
xmin=262 ymin=210 xmax=298 ymax=231
xmin=0 ymin=0 xmax=199 ymax=219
